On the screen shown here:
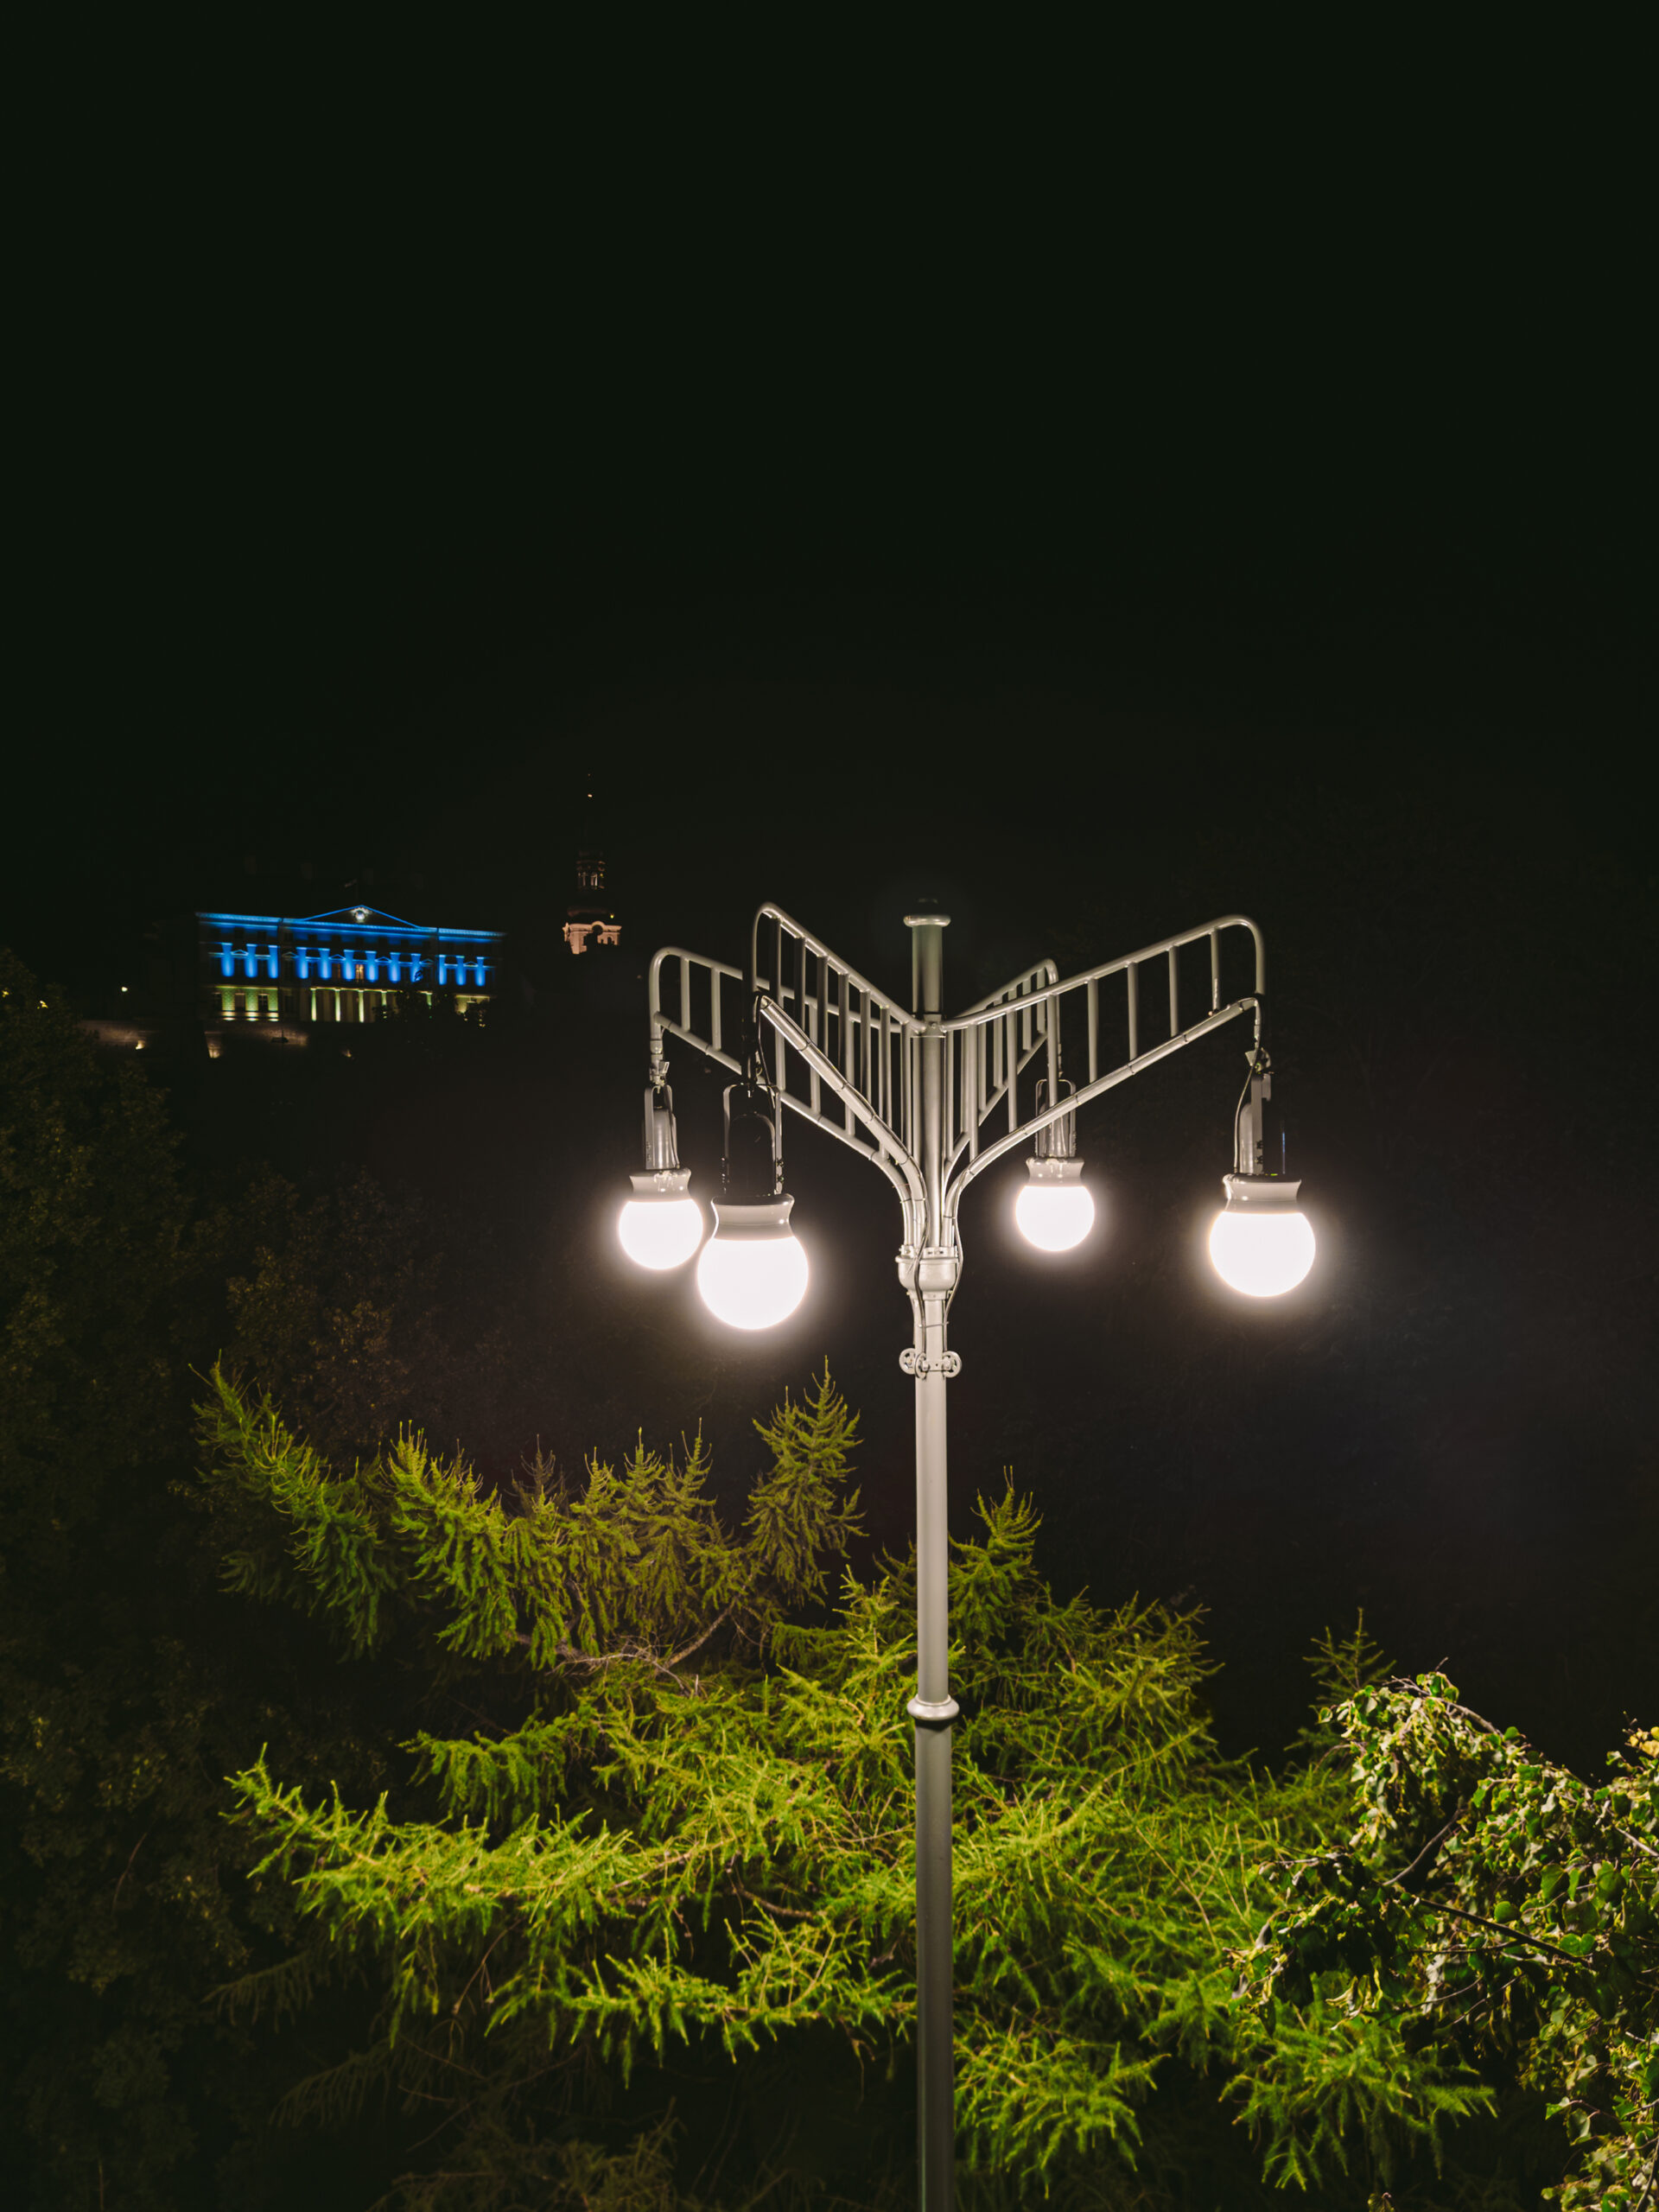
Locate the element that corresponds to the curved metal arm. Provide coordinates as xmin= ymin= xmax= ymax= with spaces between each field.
xmin=751 ymin=903 xmax=917 ymax=1028
xmin=939 ymin=912 xmax=1265 ymax=1179
xmin=941 ymin=913 xmax=1264 ymax=1033
xmin=648 ymin=944 xmax=744 ymax=1086
xmin=946 ymin=995 xmax=1261 ymax=1209
xmin=647 ymin=939 xmax=924 ymax=1227
xmin=956 ymin=956 xmax=1060 ymax=1017
xmin=755 ymin=999 xmax=926 ymax=1220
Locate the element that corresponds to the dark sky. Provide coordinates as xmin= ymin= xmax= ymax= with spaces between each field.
xmin=10 ymin=60 xmax=1656 ymax=1770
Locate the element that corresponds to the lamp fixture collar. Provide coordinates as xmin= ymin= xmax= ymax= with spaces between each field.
xmin=710 ymin=1197 xmax=797 ymax=1239
xmin=1220 ymin=1173 xmax=1303 ymax=1211
xmin=630 ymin=1166 xmax=692 ymax=1198
xmin=1025 ymin=1156 xmax=1084 ymax=1184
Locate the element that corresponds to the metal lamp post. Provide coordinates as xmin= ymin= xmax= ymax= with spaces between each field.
xmin=619 ymin=900 xmax=1313 ymax=2211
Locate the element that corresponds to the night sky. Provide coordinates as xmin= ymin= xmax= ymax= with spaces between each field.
xmin=10 ymin=68 xmax=1655 ymax=1777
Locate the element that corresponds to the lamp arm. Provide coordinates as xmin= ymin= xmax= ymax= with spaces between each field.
xmin=750 ymin=903 xmax=909 ymax=1024
xmin=648 ymin=943 xmax=744 ymax=1088
xmin=942 ymin=912 xmax=1266 ymax=1033
xmin=645 ymin=944 xmax=924 ymax=1229
xmin=946 ymin=995 xmax=1262 ymax=1212
xmin=955 ymin=956 xmax=1060 ymax=1018
xmin=753 ymin=998 xmax=927 ymax=1217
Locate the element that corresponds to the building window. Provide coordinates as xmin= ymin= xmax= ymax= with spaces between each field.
xmin=220 ymin=986 xmax=235 ymax=1018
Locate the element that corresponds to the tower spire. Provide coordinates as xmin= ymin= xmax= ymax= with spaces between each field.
xmin=564 ymin=779 xmax=620 ymax=955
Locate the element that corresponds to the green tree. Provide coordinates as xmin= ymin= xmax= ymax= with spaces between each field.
xmin=1240 ymin=1675 xmax=1659 ymax=2209
xmin=221 ymin=1166 xmax=512 ymax=1468
xmin=0 ymin=953 xmax=498 ymax=2208
xmin=0 ymin=950 xmax=251 ymax=2202
xmin=198 ymin=1367 xmax=1495 ymax=2209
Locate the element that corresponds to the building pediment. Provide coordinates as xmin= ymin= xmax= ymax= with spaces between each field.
xmin=295 ymin=906 xmax=426 ymax=932
xmin=199 ymin=907 xmax=502 ymax=944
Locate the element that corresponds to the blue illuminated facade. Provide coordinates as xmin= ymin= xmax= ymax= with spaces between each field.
xmin=196 ymin=906 xmax=504 ymax=1034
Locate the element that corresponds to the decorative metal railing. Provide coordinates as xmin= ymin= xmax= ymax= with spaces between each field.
xmin=941 ymin=913 xmax=1266 ymax=1200
xmin=649 ymin=906 xmax=1265 ymax=1241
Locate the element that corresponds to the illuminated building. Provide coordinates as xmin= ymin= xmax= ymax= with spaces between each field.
xmin=196 ymin=904 xmax=504 ymax=1039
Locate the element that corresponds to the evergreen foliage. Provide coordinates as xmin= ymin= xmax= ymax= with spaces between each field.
xmin=1 ymin=949 xmax=234 ymax=2202
xmin=220 ymin=1166 xmax=514 ymax=1468
xmin=1241 ymin=1675 xmax=1659 ymax=2209
xmin=0 ymin=954 xmax=512 ymax=2208
xmin=200 ymin=1372 xmax=1497 ymax=2209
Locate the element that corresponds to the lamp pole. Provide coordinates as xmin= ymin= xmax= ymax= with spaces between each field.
xmin=620 ymin=899 xmax=1313 ymax=2212
xmin=905 ymin=911 xmax=958 ymax=2212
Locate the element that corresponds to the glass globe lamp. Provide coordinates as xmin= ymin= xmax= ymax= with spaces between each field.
xmin=696 ymin=1198 xmax=809 ymax=1329
xmin=1209 ymin=1174 xmax=1315 ymax=1297
xmin=1014 ymin=1156 xmax=1096 ymax=1252
xmin=618 ymin=1167 xmax=703 ymax=1271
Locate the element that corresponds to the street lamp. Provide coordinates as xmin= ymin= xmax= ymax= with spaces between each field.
xmin=695 ymin=1025 xmax=811 ymax=1329
xmin=1208 ymin=1042 xmax=1316 ymax=1297
xmin=620 ymin=903 xmax=1311 ymax=2210
xmin=616 ymin=1086 xmax=703 ymax=1269
xmin=1014 ymin=1080 xmax=1094 ymax=1251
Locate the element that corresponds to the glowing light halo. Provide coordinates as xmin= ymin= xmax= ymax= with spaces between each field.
xmin=1014 ymin=1157 xmax=1096 ymax=1252
xmin=618 ymin=1167 xmax=703 ymax=1272
xmin=1208 ymin=1175 xmax=1315 ymax=1298
xmin=618 ymin=1197 xmax=703 ymax=1270
xmin=696 ymin=1199 xmax=809 ymax=1330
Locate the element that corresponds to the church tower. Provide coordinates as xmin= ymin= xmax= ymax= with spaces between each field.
xmin=563 ymin=785 xmax=621 ymax=954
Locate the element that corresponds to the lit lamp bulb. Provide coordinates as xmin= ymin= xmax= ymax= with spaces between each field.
xmin=618 ymin=1168 xmax=702 ymax=1271
xmin=1014 ymin=1157 xmax=1096 ymax=1251
xmin=1209 ymin=1174 xmax=1315 ymax=1297
xmin=696 ymin=1199 xmax=809 ymax=1329
xmin=619 ymin=1084 xmax=703 ymax=1271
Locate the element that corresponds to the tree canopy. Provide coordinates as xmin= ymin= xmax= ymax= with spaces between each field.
xmin=1242 ymin=1673 xmax=1659 ymax=2209
xmin=198 ymin=1367 xmax=1509 ymax=2209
